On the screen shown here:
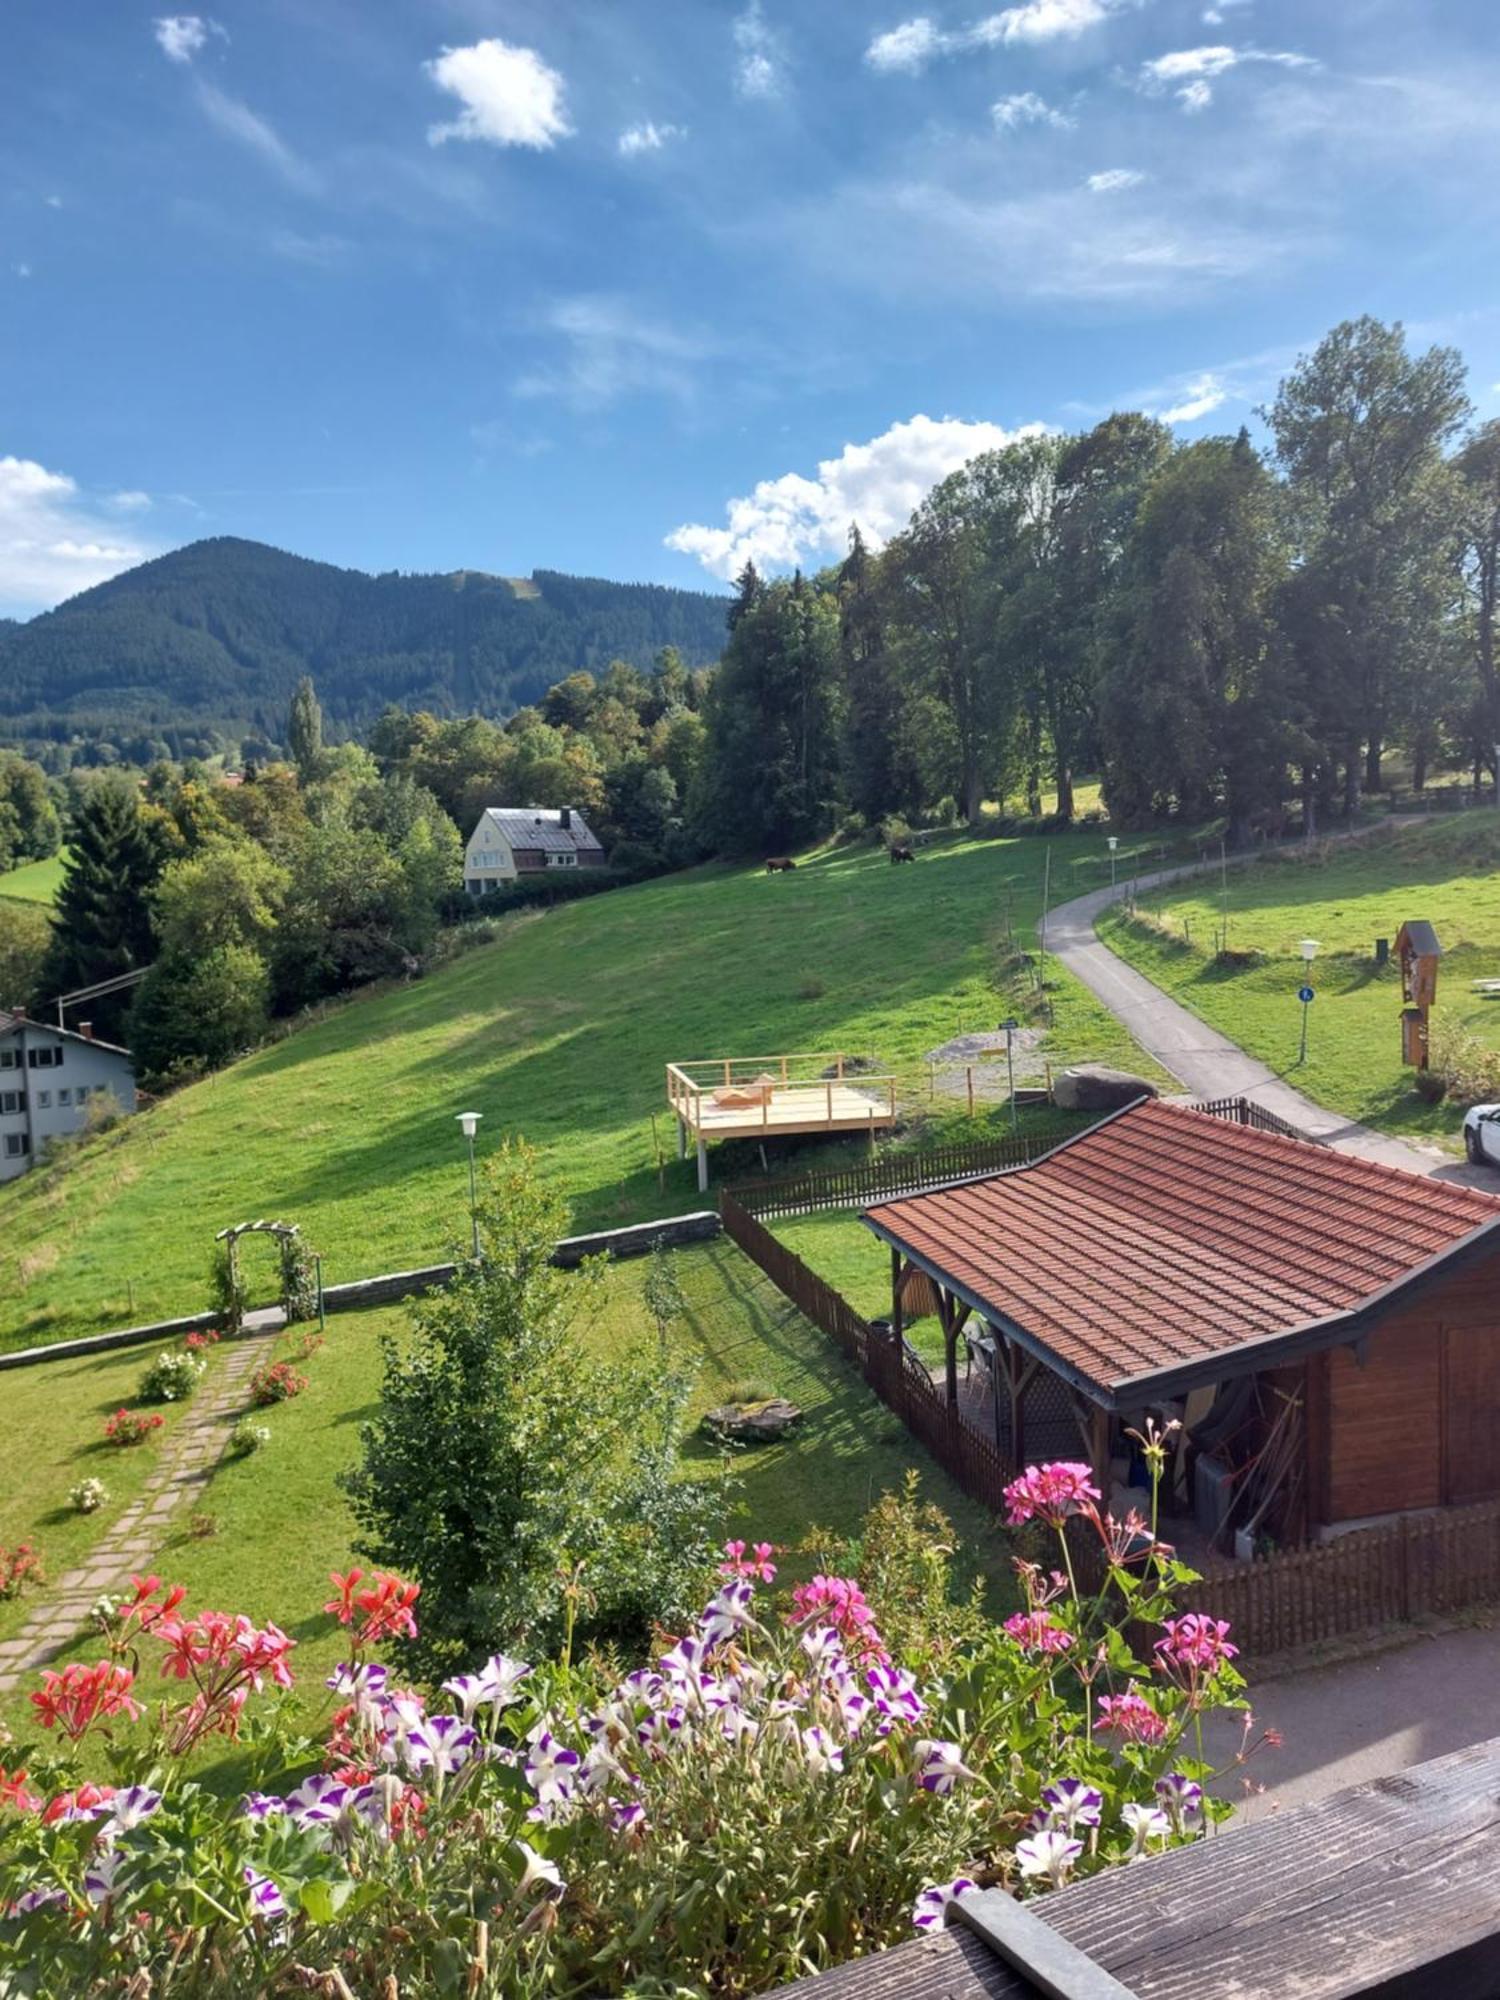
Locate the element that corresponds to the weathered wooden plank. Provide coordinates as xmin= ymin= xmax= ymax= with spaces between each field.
xmin=782 ymin=1734 xmax=1500 ymax=1999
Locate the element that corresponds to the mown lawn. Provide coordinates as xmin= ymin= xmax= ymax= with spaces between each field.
xmin=0 ymin=850 xmax=66 ymax=905
xmin=0 ymin=1242 xmax=1013 ymax=1736
xmin=0 ymin=829 xmax=1178 ymax=1348
xmin=1099 ymin=813 xmax=1500 ymax=1147
xmin=0 ymin=1336 xmax=229 ymax=1648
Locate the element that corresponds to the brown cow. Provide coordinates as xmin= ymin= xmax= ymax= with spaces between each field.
xmin=889 ymin=844 xmax=915 ymax=864
xmin=765 ymin=856 xmax=797 ymax=873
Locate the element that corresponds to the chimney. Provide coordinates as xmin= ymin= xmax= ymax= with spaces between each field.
xmin=11 ymin=1006 xmax=25 ymax=1021
xmin=79 ymin=1021 xmax=95 ymax=1041
xmin=560 ymin=806 xmax=572 ymax=830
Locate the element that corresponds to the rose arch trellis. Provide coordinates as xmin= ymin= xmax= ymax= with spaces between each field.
xmin=211 ymin=1220 xmax=318 ymax=1334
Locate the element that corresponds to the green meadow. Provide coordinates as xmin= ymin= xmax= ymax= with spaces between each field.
xmin=0 ymin=829 xmax=1173 ymax=1348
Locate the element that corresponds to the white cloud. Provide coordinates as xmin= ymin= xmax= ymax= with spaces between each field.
xmin=1086 ymin=167 xmax=1144 ymax=191
xmin=194 ymin=81 xmax=320 ymax=189
xmin=0 ymin=456 xmax=155 ymax=616
xmin=1140 ymin=43 xmax=1316 ymax=111
xmin=619 ymin=120 xmax=685 ymax=157
xmin=515 ymin=296 xmax=714 ymax=410
xmin=734 ymin=3 xmax=787 ymax=100
xmin=1156 ymin=372 xmax=1228 ymax=422
xmin=866 ymin=0 xmax=1109 ymax=73
xmin=425 ymin=39 xmax=572 ymax=149
xmin=109 ymin=491 xmax=152 ymax=512
xmin=666 ymin=413 xmax=1044 ymax=579
xmin=153 ymin=15 xmax=219 ymax=63
xmin=993 ymin=92 xmax=1074 ymax=130
xmin=13 ymin=263 xmax=32 ymax=280
xmin=866 ymin=19 xmax=945 ymax=73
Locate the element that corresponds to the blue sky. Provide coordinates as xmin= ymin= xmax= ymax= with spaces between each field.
xmin=3 ymin=0 xmax=1499 ymax=616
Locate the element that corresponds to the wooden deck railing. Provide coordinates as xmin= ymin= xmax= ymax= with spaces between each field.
xmin=667 ymin=1054 xmax=898 ymax=1133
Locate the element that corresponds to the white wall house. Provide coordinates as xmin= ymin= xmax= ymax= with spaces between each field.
xmin=0 ymin=1012 xmax=137 ymax=1183
xmin=464 ymin=807 xmax=607 ymax=896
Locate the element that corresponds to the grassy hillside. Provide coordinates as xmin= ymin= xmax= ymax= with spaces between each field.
xmin=0 ymin=828 xmax=1171 ymax=1347
xmin=0 ymin=850 xmax=65 ymax=904
xmin=1100 ymin=813 xmax=1500 ymax=1145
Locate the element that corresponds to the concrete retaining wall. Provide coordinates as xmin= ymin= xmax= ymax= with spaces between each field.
xmin=0 ymin=1211 xmax=724 ymax=1368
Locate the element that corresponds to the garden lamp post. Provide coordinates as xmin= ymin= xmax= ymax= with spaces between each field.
xmin=1297 ymin=939 xmax=1320 ymax=1066
xmin=1002 ymin=1018 xmax=1019 ymax=1135
xmin=456 ymin=1111 xmax=482 ymax=1259
xmin=1106 ymin=834 xmax=1119 ymax=890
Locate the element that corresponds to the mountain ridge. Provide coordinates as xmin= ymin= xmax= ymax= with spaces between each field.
xmin=0 ymin=537 xmax=730 ymax=756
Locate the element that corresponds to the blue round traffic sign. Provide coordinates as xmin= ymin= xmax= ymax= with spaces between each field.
xmin=1298 ymin=984 xmax=1315 ymax=1004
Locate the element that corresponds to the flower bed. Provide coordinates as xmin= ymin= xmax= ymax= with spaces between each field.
xmin=0 ymin=1447 xmax=1263 ymax=1995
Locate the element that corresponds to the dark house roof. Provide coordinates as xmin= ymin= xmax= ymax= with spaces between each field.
xmin=477 ymin=807 xmax=603 ymax=855
xmin=0 ymin=1011 xmax=132 ymax=1059
xmin=862 ymin=1099 xmax=1500 ymax=1406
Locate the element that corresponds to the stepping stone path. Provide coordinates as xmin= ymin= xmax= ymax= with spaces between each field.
xmin=0 ymin=1308 xmax=285 ymax=1697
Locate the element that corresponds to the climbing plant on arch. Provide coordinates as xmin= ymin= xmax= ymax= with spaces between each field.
xmin=210 ymin=1220 xmax=319 ymax=1334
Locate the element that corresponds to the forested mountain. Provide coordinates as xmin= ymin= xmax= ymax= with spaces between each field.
xmin=0 ymin=538 xmax=729 ymax=758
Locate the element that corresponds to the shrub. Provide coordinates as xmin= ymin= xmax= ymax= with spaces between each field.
xmin=249 ymin=1359 xmax=308 ymax=1406
xmin=343 ymin=1140 xmax=722 ymax=1674
xmin=229 ymin=1417 xmax=271 ymax=1456
xmin=102 ymin=1409 xmax=164 ymax=1448
xmin=183 ymin=1328 xmax=220 ymax=1353
xmin=0 ymin=1543 xmax=43 ymax=1601
xmin=0 ymin=1460 xmax=1259 ymax=1998
xmin=138 ymin=1348 xmax=205 ymax=1404
xmin=69 ymin=1478 xmax=110 ymax=1515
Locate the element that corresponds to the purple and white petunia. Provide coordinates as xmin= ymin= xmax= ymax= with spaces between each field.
xmin=83 ymin=1849 xmax=126 ymax=1907
xmin=1040 ymin=1778 xmax=1104 ymax=1832
xmin=800 ymin=1725 xmax=845 ymax=1775
xmin=1153 ymin=1773 xmax=1204 ymax=1833
xmin=866 ymin=1663 xmax=924 ymax=1731
xmin=244 ymin=1866 xmax=287 ymax=1920
xmin=911 ymin=1876 xmax=978 ymax=1933
xmin=608 ymin=1798 xmax=649 ymax=1836
xmin=326 ymin=1661 xmax=389 ymax=1699
xmin=401 ymin=1713 xmax=481 ymax=1778
xmin=1015 ymin=1828 xmax=1084 ymax=1889
xmin=525 ymin=1727 xmax=583 ymax=1808
xmin=442 ymin=1653 xmax=530 ymax=1721
xmin=103 ymin=1785 xmax=162 ymax=1832
xmin=699 ymin=1579 xmax=758 ymax=1648
xmin=513 ymin=1839 xmax=565 ymax=1896
xmin=1121 ymin=1801 xmax=1171 ymax=1856
xmin=913 ymin=1738 xmax=975 ymax=1795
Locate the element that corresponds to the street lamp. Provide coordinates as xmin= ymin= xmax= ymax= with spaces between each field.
xmin=1106 ymin=834 xmax=1119 ymax=890
xmin=456 ymin=1111 xmax=482 ymax=1259
xmin=1297 ymin=939 xmax=1320 ymax=1066
xmin=1001 ymin=1018 xmax=1019 ymax=1135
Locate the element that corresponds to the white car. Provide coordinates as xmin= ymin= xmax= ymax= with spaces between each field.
xmin=1464 ymin=1104 xmax=1500 ymax=1168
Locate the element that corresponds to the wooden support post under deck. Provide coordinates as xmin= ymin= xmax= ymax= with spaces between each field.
xmin=676 ymin=1115 xmax=686 ymax=1159
xmin=696 ymin=1130 xmax=708 ymax=1194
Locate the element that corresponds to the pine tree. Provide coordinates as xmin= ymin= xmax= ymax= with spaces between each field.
xmin=36 ymin=779 xmax=165 ymax=1030
xmin=287 ymin=675 xmax=324 ymax=780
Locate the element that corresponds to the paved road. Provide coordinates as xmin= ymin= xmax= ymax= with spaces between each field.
xmin=1205 ymin=1619 xmax=1500 ymax=1821
xmin=1045 ymin=861 xmax=1492 ymax=1185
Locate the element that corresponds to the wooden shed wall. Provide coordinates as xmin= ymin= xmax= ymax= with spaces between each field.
xmin=1320 ymin=1250 xmax=1500 ymax=1524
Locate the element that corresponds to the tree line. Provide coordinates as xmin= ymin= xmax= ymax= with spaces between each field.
xmin=694 ymin=317 xmax=1500 ymax=852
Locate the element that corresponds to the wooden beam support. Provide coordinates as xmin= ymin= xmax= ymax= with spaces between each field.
xmin=890 ymin=1248 xmax=904 ymax=1348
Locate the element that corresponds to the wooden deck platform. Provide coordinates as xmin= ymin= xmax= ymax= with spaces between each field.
xmin=667 ymin=1054 xmax=898 ymax=1191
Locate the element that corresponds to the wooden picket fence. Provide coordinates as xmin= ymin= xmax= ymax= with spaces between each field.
xmin=718 ymin=1192 xmax=1015 ymax=1514
xmin=1180 ymin=1498 xmax=1500 ymax=1657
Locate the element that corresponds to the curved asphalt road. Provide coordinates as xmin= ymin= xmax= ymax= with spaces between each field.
xmin=1045 ymin=860 xmax=1491 ymax=1184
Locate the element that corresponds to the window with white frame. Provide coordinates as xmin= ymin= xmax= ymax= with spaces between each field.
xmin=58 ymin=1087 xmax=71 ymax=1106
xmin=546 ymin=851 xmax=578 ymax=869
xmin=0 ymin=1089 xmax=21 ymax=1116
xmin=4 ymin=1132 xmax=28 ymax=1158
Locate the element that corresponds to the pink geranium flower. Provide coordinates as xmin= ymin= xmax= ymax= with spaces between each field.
xmin=1003 ymin=1462 xmax=1101 ymax=1529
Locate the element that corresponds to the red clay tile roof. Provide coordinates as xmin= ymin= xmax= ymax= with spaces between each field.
xmin=863 ymin=1099 xmax=1500 ymax=1399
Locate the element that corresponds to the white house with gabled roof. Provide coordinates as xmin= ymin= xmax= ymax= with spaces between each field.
xmin=0 ymin=1010 xmax=137 ymax=1182
xmin=463 ymin=806 xmax=606 ymax=896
